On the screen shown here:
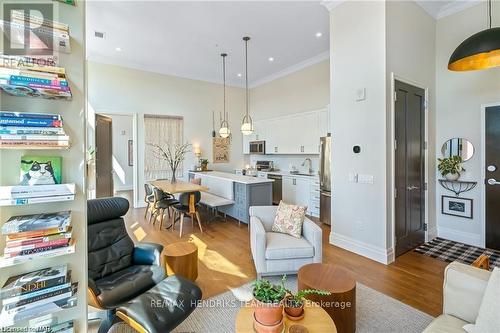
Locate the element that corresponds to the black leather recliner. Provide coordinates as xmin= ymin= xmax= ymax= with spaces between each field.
xmin=87 ymin=197 xmax=202 ymax=333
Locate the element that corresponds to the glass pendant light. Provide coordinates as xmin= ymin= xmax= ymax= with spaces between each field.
xmin=241 ymin=36 xmax=254 ymax=135
xmin=449 ymin=0 xmax=500 ymax=71
xmin=219 ymin=53 xmax=231 ymax=138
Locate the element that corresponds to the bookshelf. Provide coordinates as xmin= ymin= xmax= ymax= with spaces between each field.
xmin=0 ymin=1 xmax=87 ymax=332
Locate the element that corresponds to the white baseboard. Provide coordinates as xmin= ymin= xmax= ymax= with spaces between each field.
xmin=437 ymin=226 xmax=481 ymax=247
xmin=114 ymin=185 xmax=133 ymax=191
xmin=329 ymin=232 xmax=393 ymax=265
xmin=427 ymin=226 xmax=438 ymax=242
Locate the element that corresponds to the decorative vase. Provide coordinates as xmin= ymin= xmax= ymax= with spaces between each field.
xmin=445 ymin=173 xmax=460 ymax=181
xmin=252 ymin=298 xmax=284 ymax=326
xmin=171 ymin=169 xmax=177 ymax=183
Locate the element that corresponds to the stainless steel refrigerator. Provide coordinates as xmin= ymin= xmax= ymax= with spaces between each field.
xmin=319 ymin=136 xmax=331 ymax=225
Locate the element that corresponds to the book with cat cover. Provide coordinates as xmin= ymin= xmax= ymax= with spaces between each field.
xmin=1 ymin=211 xmax=71 ymax=235
xmin=19 ymin=156 xmax=62 ymax=185
xmin=0 ymin=265 xmax=68 ymax=299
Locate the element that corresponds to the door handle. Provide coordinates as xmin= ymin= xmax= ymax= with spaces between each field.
xmin=487 ymin=178 xmax=500 ymax=185
xmin=407 ymin=186 xmax=419 ymax=191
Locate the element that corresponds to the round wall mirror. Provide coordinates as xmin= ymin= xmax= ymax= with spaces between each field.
xmin=441 ymin=138 xmax=474 ymax=161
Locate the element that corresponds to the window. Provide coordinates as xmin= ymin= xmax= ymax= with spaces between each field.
xmin=144 ymin=115 xmax=183 ymax=180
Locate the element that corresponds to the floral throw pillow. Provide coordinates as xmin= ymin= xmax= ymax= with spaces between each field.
xmin=272 ymin=201 xmax=307 ymax=238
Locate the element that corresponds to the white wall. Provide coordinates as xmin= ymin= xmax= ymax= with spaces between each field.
xmin=245 ymin=60 xmax=330 ymax=173
xmin=386 ymin=1 xmax=437 ymax=247
xmin=87 ymin=61 xmax=246 ymax=207
xmin=104 ymin=114 xmax=134 ymax=191
xmin=435 ymin=2 xmax=500 ymax=246
xmin=329 ymin=1 xmax=390 ymax=263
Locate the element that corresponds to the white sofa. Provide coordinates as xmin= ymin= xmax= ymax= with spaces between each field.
xmin=249 ymin=206 xmax=322 ymax=278
xmin=423 ymin=261 xmax=491 ymax=333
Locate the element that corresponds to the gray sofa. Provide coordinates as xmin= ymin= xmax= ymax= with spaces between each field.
xmin=423 ymin=261 xmax=491 ymax=333
xmin=249 ymin=206 xmax=322 ymax=278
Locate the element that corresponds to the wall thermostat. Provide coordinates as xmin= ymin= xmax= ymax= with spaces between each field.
xmin=353 ymin=146 xmax=361 ymax=154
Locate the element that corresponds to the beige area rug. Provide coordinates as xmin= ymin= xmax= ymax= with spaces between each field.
xmin=108 ymin=275 xmax=433 ymax=333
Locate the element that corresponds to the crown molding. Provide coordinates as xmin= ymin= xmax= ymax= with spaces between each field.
xmin=321 ymin=0 xmax=345 ymax=12
xmin=436 ymin=0 xmax=482 ymax=20
xmin=249 ymin=51 xmax=330 ymax=89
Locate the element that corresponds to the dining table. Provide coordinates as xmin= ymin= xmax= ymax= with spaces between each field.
xmin=149 ymin=179 xmax=209 ymax=229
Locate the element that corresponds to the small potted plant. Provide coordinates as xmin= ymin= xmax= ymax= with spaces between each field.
xmin=284 ymin=289 xmax=331 ymax=320
xmin=252 ymin=276 xmax=286 ymax=332
xmin=200 ymin=159 xmax=209 ymax=171
xmin=438 ymin=156 xmax=465 ymax=181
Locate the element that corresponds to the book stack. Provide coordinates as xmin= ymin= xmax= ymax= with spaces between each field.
xmin=0 ymin=12 xmax=71 ymax=53
xmin=0 ymin=55 xmax=71 ymax=100
xmin=0 ymin=265 xmax=78 ymax=326
xmin=0 ymin=211 xmax=74 ymax=266
xmin=0 ymin=183 xmax=75 ymax=207
xmin=0 ymin=111 xmax=69 ymax=149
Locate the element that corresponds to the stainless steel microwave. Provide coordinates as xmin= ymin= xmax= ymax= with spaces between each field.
xmin=249 ymin=141 xmax=265 ymax=154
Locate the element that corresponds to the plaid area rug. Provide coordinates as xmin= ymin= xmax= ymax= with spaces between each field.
xmin=414 ymin=237 xmax=500 ymax=270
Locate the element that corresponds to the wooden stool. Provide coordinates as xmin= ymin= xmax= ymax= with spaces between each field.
xmin=298 ymin=263 xmax=356 ymax=333
xmin=162 ymin=241 xmax=198 ymax=282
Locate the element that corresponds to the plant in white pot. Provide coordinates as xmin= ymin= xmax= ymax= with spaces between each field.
xmin=438 ymin=156 xmax=465 ymax=181
xmin=148 ymin=142 xmax=191 ymax=183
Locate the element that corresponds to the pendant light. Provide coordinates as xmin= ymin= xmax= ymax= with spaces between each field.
xmin=448 ymin=0 xmax=500 ymax=71
xmin=241 ymin=36 xmax=254 ymax=136
xmin=219 ymin=53 xmax=231 ymax=138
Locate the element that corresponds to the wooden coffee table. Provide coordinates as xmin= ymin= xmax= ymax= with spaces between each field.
xmin=298 ymin=263 xmax=356 ymax=333
xmin=162 ymin=241 xmax=198 ymax=281
xmin=235 ymin=302 xmax=337 ymax=333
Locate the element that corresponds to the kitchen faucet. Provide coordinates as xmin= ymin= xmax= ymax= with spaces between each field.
xmin=301 ymin=158 xmax=312 ymax=173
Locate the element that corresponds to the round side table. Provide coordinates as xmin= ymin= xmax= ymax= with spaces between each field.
xmin=298 ymin=263 xmax=356 ymax=333
xmin=162 ymin=241 xmax=198 ymax=281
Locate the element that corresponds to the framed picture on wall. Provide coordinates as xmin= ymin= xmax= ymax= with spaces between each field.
xmin=442 ymin=196 xmax=473 ymax=219
xmin=128 ymin=140 xmax=133 ymax=166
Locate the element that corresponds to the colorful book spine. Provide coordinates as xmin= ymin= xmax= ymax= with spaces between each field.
xmin=0 ymin=271 xmax=68 ymax=299
xmin=6 ymin=228 xmax=72 ymax=241
xmin=0 ymin=117 xmax=62 ymax=127
xmin=0 ymin=127 xmax=65 ymax=135
xmin=4 ymin=238 xmax=70 ymax=254
xmin=0 ymin=241 xmax=75 ymax=268
xmin=0 ymin=184 xmax=75 ymax=199
xmin=1 ymin=282 xmax=71 ymax=307
xmin=0 ymin=135 xmax=69 ymax=141
xmin=6 ymin=232 xmax=72 ymax=248
xmin=0 ymin=195 xmax=75 ymax=207
xmin=9 ymin=75 xmax=68 ymax=87
xmin=0 ymin=140 xmax=69 ymax=148
xmin=4 ymin=242 xmax=70 ymax=258
xmin=3 ymin=284 xmax=73 ymax=310
xmin=0 ymin=112 xmax=61 ymax=120
xmin=3 ymin=289 xmax=73 ymax=314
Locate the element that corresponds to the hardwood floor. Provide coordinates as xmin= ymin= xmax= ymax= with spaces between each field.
xmin=119 ymin=191 xmax=447 ymax=317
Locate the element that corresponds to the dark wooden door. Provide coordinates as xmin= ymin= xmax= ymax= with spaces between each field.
xmin=95 ymin=114 xmax=113 ymax=198
xmin=485 ymin=105 xmax=500 ymax=250
xmin=395 ymin=80 xmax=426 ymax=257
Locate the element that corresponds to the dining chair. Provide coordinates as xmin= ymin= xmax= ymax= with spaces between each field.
xmin=172 ymin=191 xmax=203 ymax=237
xmin=144 ymin=184 xmax=155 ymax=219
xmin=152 ymin=188 xmax=179 ymax=229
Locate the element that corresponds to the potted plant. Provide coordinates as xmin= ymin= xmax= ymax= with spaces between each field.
xmin=252 ymin=276 xmax=286 ymax=331
xmin=438 ymin=156 xmax=465 ymax=181
xmin=200 ymin=159 xmax=209 ymax=171
xmin=284 ymin=289 xmax=331 ymax=320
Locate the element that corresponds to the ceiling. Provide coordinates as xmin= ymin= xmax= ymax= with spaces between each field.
xmin=86 ymin=1 xmax=330 ymax=87
xmin=414 ymin=0 xmax=480 ymax=19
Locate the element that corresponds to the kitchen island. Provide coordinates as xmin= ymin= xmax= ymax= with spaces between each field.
xmin=188 ymin=171 xmax=273 ymax=224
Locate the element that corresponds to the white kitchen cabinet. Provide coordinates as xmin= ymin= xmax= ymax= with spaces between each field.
xmin=318 ymin=108 xmax=330 ymax=138
xmin=298 ymin=112 xmax=320 ymax=154
xmin=282 ymin=176 xmax=310 ymax=207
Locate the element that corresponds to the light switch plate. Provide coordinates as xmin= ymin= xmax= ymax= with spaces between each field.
xmin=356 ymin=88 xmax=366 ymax=101
xmin=358 ymin=174 xmax=374 ymax=184
xmin=348 ymin=173 xmax=358 ymax=183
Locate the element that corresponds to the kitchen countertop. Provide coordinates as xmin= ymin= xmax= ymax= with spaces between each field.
xmin=190 ymin=171 xmax=274 ymax=184
xmin=258 ymin=170 xmax=320 ymax=180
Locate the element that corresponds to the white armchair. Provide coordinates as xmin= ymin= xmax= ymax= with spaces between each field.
xmin=249 ymin=206 xmax=322 ymax=278
xmin=423 ymin=261 xmax=491 ymax=333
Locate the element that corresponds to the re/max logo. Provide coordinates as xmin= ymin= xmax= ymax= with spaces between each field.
xmin=3 ymin=3 xmax=54 ymax=56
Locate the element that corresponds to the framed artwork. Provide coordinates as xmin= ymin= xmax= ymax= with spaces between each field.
xmin=128 ymin=140 xmax=133 ymax=166
xmin=442 ymin=195 xmax=473 ymax=219
xmin=20 ymin=156 xmax=62 ymax=185
xmin=213 ymin=137 xmax=230 ymax=163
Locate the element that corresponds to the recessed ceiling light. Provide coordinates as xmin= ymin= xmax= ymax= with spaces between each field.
xmin=237 ymin=73 xmax=242 ymax=77
xmin=268 ymin=57 xmax=274 ymax=62
xmin=315 ymin=32 xmax=323 ymax=38
xmin=115 ymin=47 xmax=122 ymax=52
